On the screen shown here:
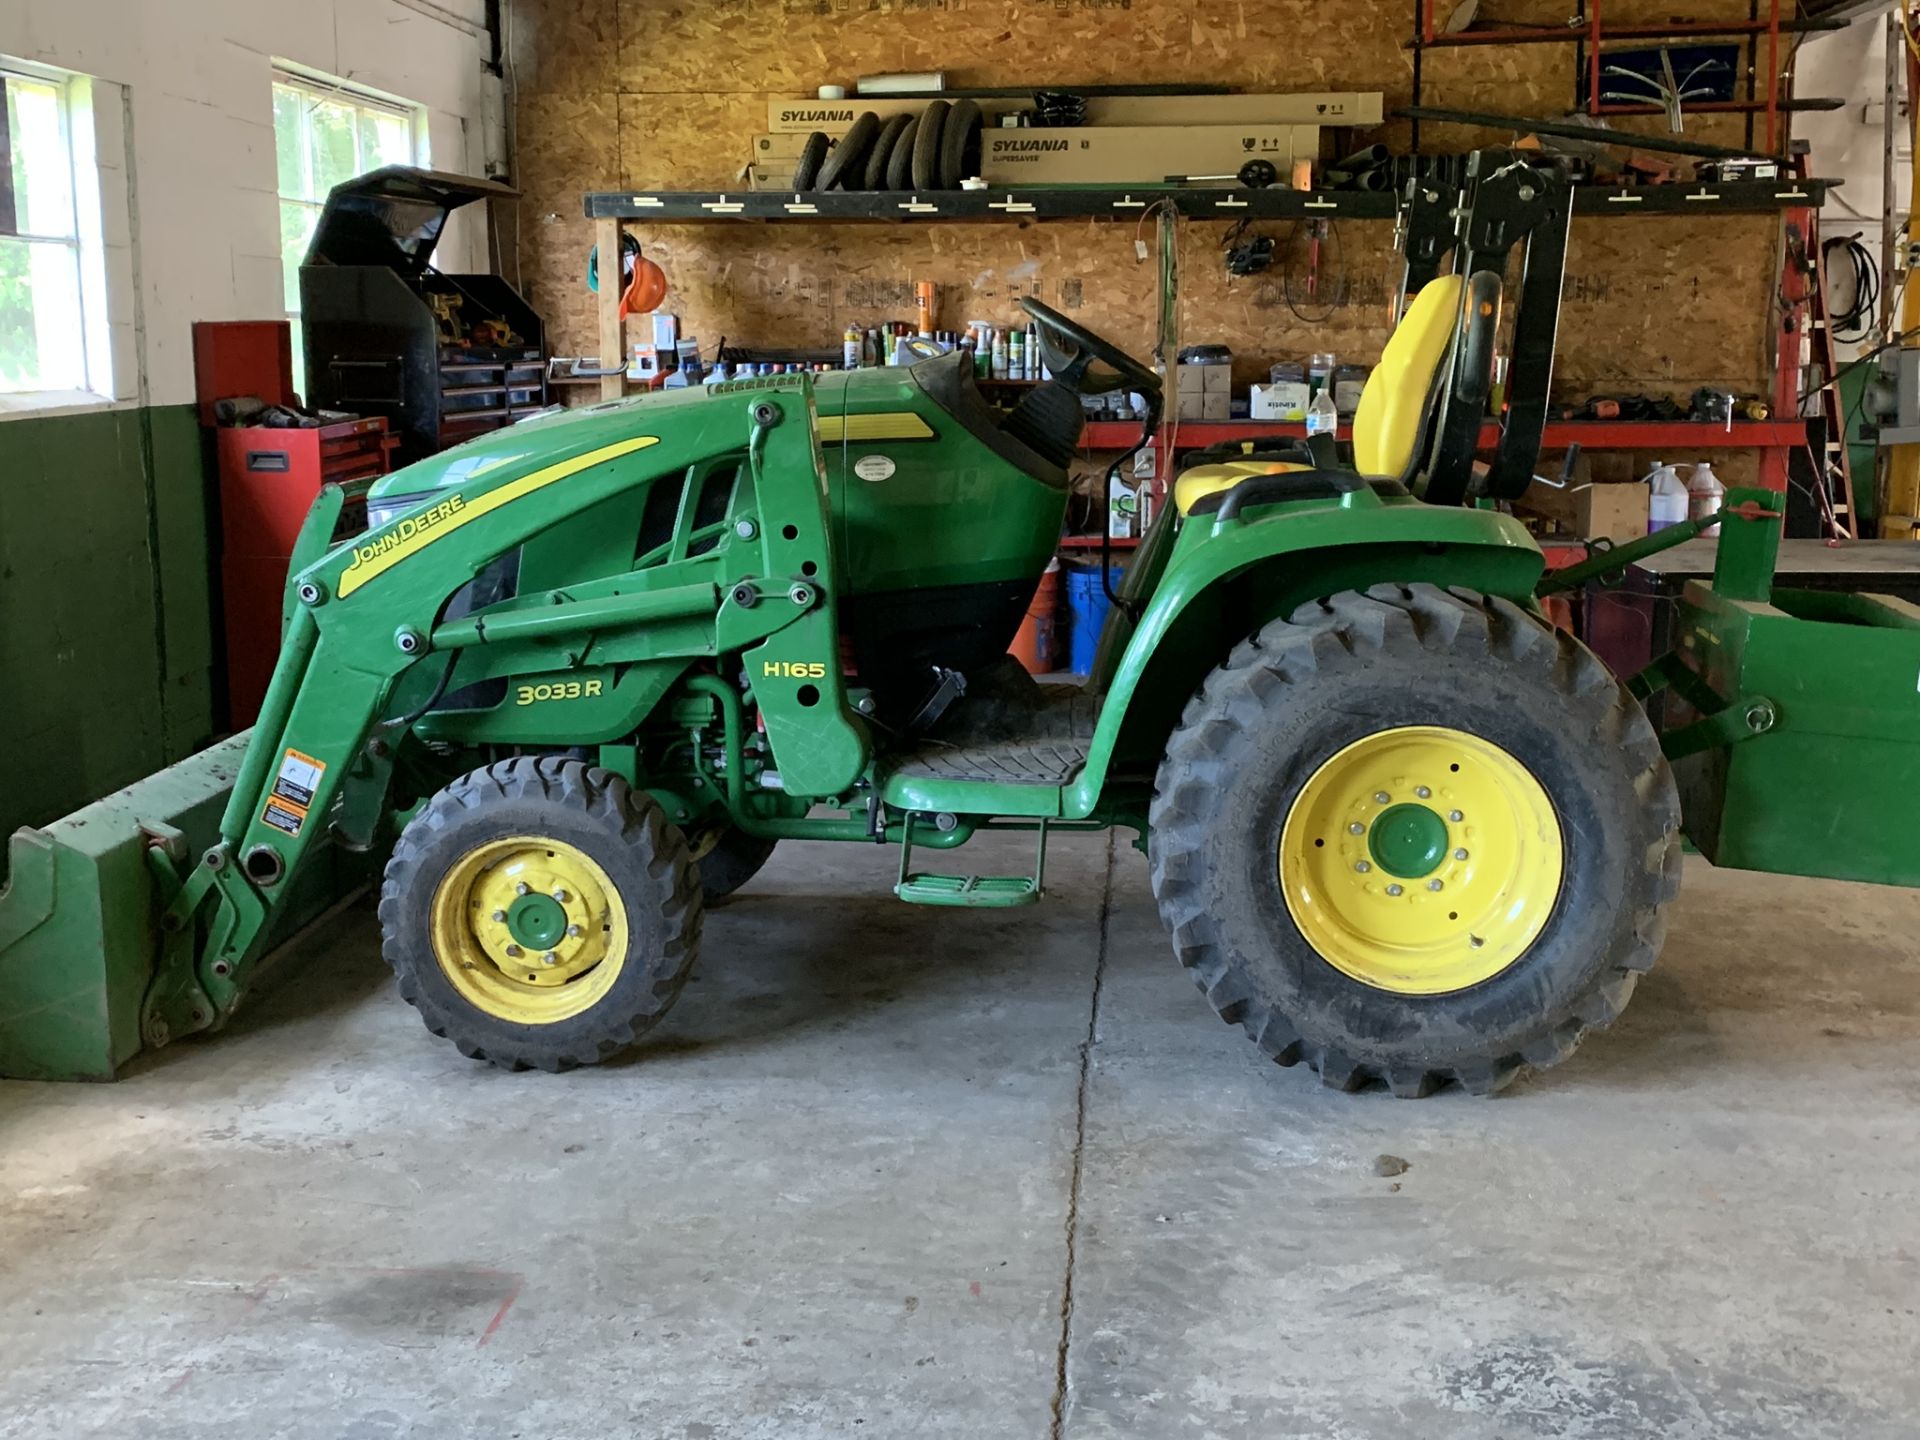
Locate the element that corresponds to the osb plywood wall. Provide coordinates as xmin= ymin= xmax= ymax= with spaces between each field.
xmin=510 ymin=0 xmax=1790 ymax=409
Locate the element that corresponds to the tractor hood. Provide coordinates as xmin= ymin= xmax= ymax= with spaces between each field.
xmin=364 ymin=382 xmax=797 ymax=528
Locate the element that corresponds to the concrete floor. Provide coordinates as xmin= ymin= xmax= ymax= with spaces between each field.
xmin=4 ymin=832 xmax=1919 ymax=1439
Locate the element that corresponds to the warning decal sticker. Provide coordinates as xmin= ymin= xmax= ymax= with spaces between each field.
xmin=261 ymin=748 xmax=327 ymax=837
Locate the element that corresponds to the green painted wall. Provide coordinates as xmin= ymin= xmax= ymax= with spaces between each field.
xmin=0 ymin=404 xmax=217 ymax=853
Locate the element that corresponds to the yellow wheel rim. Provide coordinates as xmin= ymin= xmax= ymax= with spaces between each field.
xmin=428 ymin=835 xmax=629 ymax=1025
xmin=1279 ymin=726 xmax=1564 ymax=996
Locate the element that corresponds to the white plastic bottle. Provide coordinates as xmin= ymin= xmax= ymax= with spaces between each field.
xmin=1687 ymin=460 xmax=1725 ymax=536
xmin=1647 ymin=459 xmax=1689 ymax=534
xmin=1306 ymin=384 xmax=1339 ymax=439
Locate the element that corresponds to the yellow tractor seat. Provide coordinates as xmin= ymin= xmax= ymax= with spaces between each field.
xmin=1170 ymin=457 xmax=1306 ymax=516
xmin=1172 ymin=273 xmax=1471 ymax=516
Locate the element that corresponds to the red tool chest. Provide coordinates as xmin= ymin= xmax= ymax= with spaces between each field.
xmin=218 ymin=418 xmax=397 ymax=727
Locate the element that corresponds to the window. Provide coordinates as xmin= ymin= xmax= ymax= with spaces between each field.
xmin=0 ymin=62 xmax=106 ymax=398
xmin=273 ymin=70 xmax=425 ymax=392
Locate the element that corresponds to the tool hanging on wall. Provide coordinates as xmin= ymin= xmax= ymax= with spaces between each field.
xmin=585 ymin=232 xmax=668 ymax=319
xmin=1598 ymin=48 xmax=1733 ymax=134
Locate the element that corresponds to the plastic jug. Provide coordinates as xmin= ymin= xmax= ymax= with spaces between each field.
xmin=1647 ymin=460 xmax=1688 ymax=534
xmin=1687 ymin=461 xmax=1725 ymax=536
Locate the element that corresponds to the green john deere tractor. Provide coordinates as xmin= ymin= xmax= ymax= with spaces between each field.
xmin=10 ymin=151 xmax=1905 ymax=1094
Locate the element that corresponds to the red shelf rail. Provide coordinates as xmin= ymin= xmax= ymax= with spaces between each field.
xmin=1081 ymin=418 xmax=1809 ymax=453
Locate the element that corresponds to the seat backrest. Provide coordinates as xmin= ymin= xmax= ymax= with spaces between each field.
xmin=1351 ymin=274 xmax=1467 ymax=482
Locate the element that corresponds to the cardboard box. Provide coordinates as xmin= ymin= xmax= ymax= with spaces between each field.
xmin=1518 ymin=454 xmax=1648 ymax=544
xmin=1250 ymin=381 xmax=1310 ymax=422
xmin=768 ymin=97 xmax=1017 ymax=134
xmin=1176 ymin=391 xmax=1207 ymax=421
xmin=982 ymin=125 xmax=1322 ymax=185
xmin=746 ymin=163 xmax=791 ymax=192
xmin=1200 ymin=391 xmax=1230 ymax=421
xmin=1176 ymin=364 xmax=1207 ymax=395
xmin=767 ymin=93 xmax=1381 ymax=134
xmin=753 ymin=132 xmax=823 ymax=160
xmin=1081 ymin=92 xmax=1384 ymax=127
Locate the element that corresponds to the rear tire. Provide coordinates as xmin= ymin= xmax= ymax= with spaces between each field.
xmin=1148 ymin=584 xmax=1680 ymax=1096
xmin=380 ymin=756 xmax=702 ymax=1072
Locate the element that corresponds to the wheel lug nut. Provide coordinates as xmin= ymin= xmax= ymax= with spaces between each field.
xmin=1448 ymin=810 xmax=1464 ymax=823
xmin=1355 ymin=861 xmax=1372 ymax=873
xmin=1348 ymin=823 xmax=1365 ymax=835
xmin=515 ymin=881 xmax=530 ymax=896
xmin=566 ymin=924 xmax=583 ymax=938
xmin=1415 ymin=785 xmax=1431 ymax=799
xmin=1454 ymin=848 xmax=1468 ymax=861
xmin=504 ymin=944 xmax=523 ymax=958
xmin=491 ymin=909 xmax=507 ymax=923
xmin=1374 ymin=791 xmax=1391 ymax=804
xmin=541 ymin=951 xmax=559 ymax=966
xmin=553 ymin=888 xmax=570 ymax=903
xmin=1428 ymin=879 xmax=1444 ymax=892
xmin=1386 ymin=883 xmax=1404 ymax=897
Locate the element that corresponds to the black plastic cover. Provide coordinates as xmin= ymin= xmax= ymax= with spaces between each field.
xmin=304 ymin=166 xmax=519 ymax=275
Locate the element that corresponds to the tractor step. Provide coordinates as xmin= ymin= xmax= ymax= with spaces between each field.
xmin=894 ymin=872 xmax=1043 ymax=908
xmin=894 ymin=814 xmax=1048 ymax=908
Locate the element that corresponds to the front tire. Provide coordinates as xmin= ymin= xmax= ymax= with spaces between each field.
xmin=1148 ymin=584 xmax=1681 ymax=1096
xmin=380 ymin=756 xmax=702 ymax=1071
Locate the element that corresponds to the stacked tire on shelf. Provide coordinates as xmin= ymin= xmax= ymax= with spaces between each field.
xmin=791 ymin=100 xmax=985 ymax=192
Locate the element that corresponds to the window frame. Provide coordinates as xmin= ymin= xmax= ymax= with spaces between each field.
xmin=272 ymin=66 xmax=429 ymax=394
xmin=0 ymin=57 xmax=111 ymax=408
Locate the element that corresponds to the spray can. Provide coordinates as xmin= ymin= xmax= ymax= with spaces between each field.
xmin=991 ymin=328 xmax=1009 ymax=379
xmin=1027 ymin=322 xmax=1042 ymax=380
xmin=916 ymin=281 xmax=936 ymax=338
xmin=1009 ymin=327 xmax=1025 ymax=380
xmin=843 ymin=323 xmax=862 ymax=369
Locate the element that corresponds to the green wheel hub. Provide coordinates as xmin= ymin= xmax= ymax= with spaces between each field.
xmin=506 ymin=892 xmax=568 ymax=949
xmin=1368 ymin=803 xmax=1450 ymax=879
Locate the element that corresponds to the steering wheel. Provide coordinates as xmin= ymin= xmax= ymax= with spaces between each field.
xmin=1019 ymin=297 xmax=1162 ymax=398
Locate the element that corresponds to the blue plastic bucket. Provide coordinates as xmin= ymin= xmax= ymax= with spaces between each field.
xmin=1065 ymin=564 xmax=1126 ymax=675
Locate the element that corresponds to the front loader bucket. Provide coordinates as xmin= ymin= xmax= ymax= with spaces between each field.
xmin=0 ymin=733 xmax=251 ymax=1081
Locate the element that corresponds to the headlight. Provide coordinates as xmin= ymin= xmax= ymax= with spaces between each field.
xmin=365 ymin=491 xmax=432 ymax=532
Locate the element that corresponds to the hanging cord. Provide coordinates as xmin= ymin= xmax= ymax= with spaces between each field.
xmin=1279 ymin=219 xmax=1346 ymax=325
xmin=1822 ymin=234 xmax=1880 ymax=345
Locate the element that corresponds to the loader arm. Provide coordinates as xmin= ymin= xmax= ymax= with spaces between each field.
xmin=142 ymin=375 xmax=866 ymax=1050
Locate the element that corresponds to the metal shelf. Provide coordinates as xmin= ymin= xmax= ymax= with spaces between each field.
xmin=1409 ymin=16 xmax=1847 ymax=48
xmin=1592 ymin=98 xmax=1847 ymax=119
xmin=584 ymin=178 xmax=1826 ymax=224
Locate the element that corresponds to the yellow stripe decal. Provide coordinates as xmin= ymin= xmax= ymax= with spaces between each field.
xmin=338 ymin=436 xmax=661 ymax=597
xmin=816 ymin=412 xmax=935 ymax=443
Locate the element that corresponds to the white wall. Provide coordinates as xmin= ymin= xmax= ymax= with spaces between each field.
xmin=1796 ymin=12 xmax=1905 ymax=359
xmin=0 ymin=0 xmax=497 ymax=406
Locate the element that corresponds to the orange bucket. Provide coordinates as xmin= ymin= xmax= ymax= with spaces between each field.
xmin=1010 ymin=560 xmax=1063 ymax=674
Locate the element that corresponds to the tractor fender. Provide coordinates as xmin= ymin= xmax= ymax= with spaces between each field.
xmin=1062 ymin=501 xmax=1545 ymax=819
